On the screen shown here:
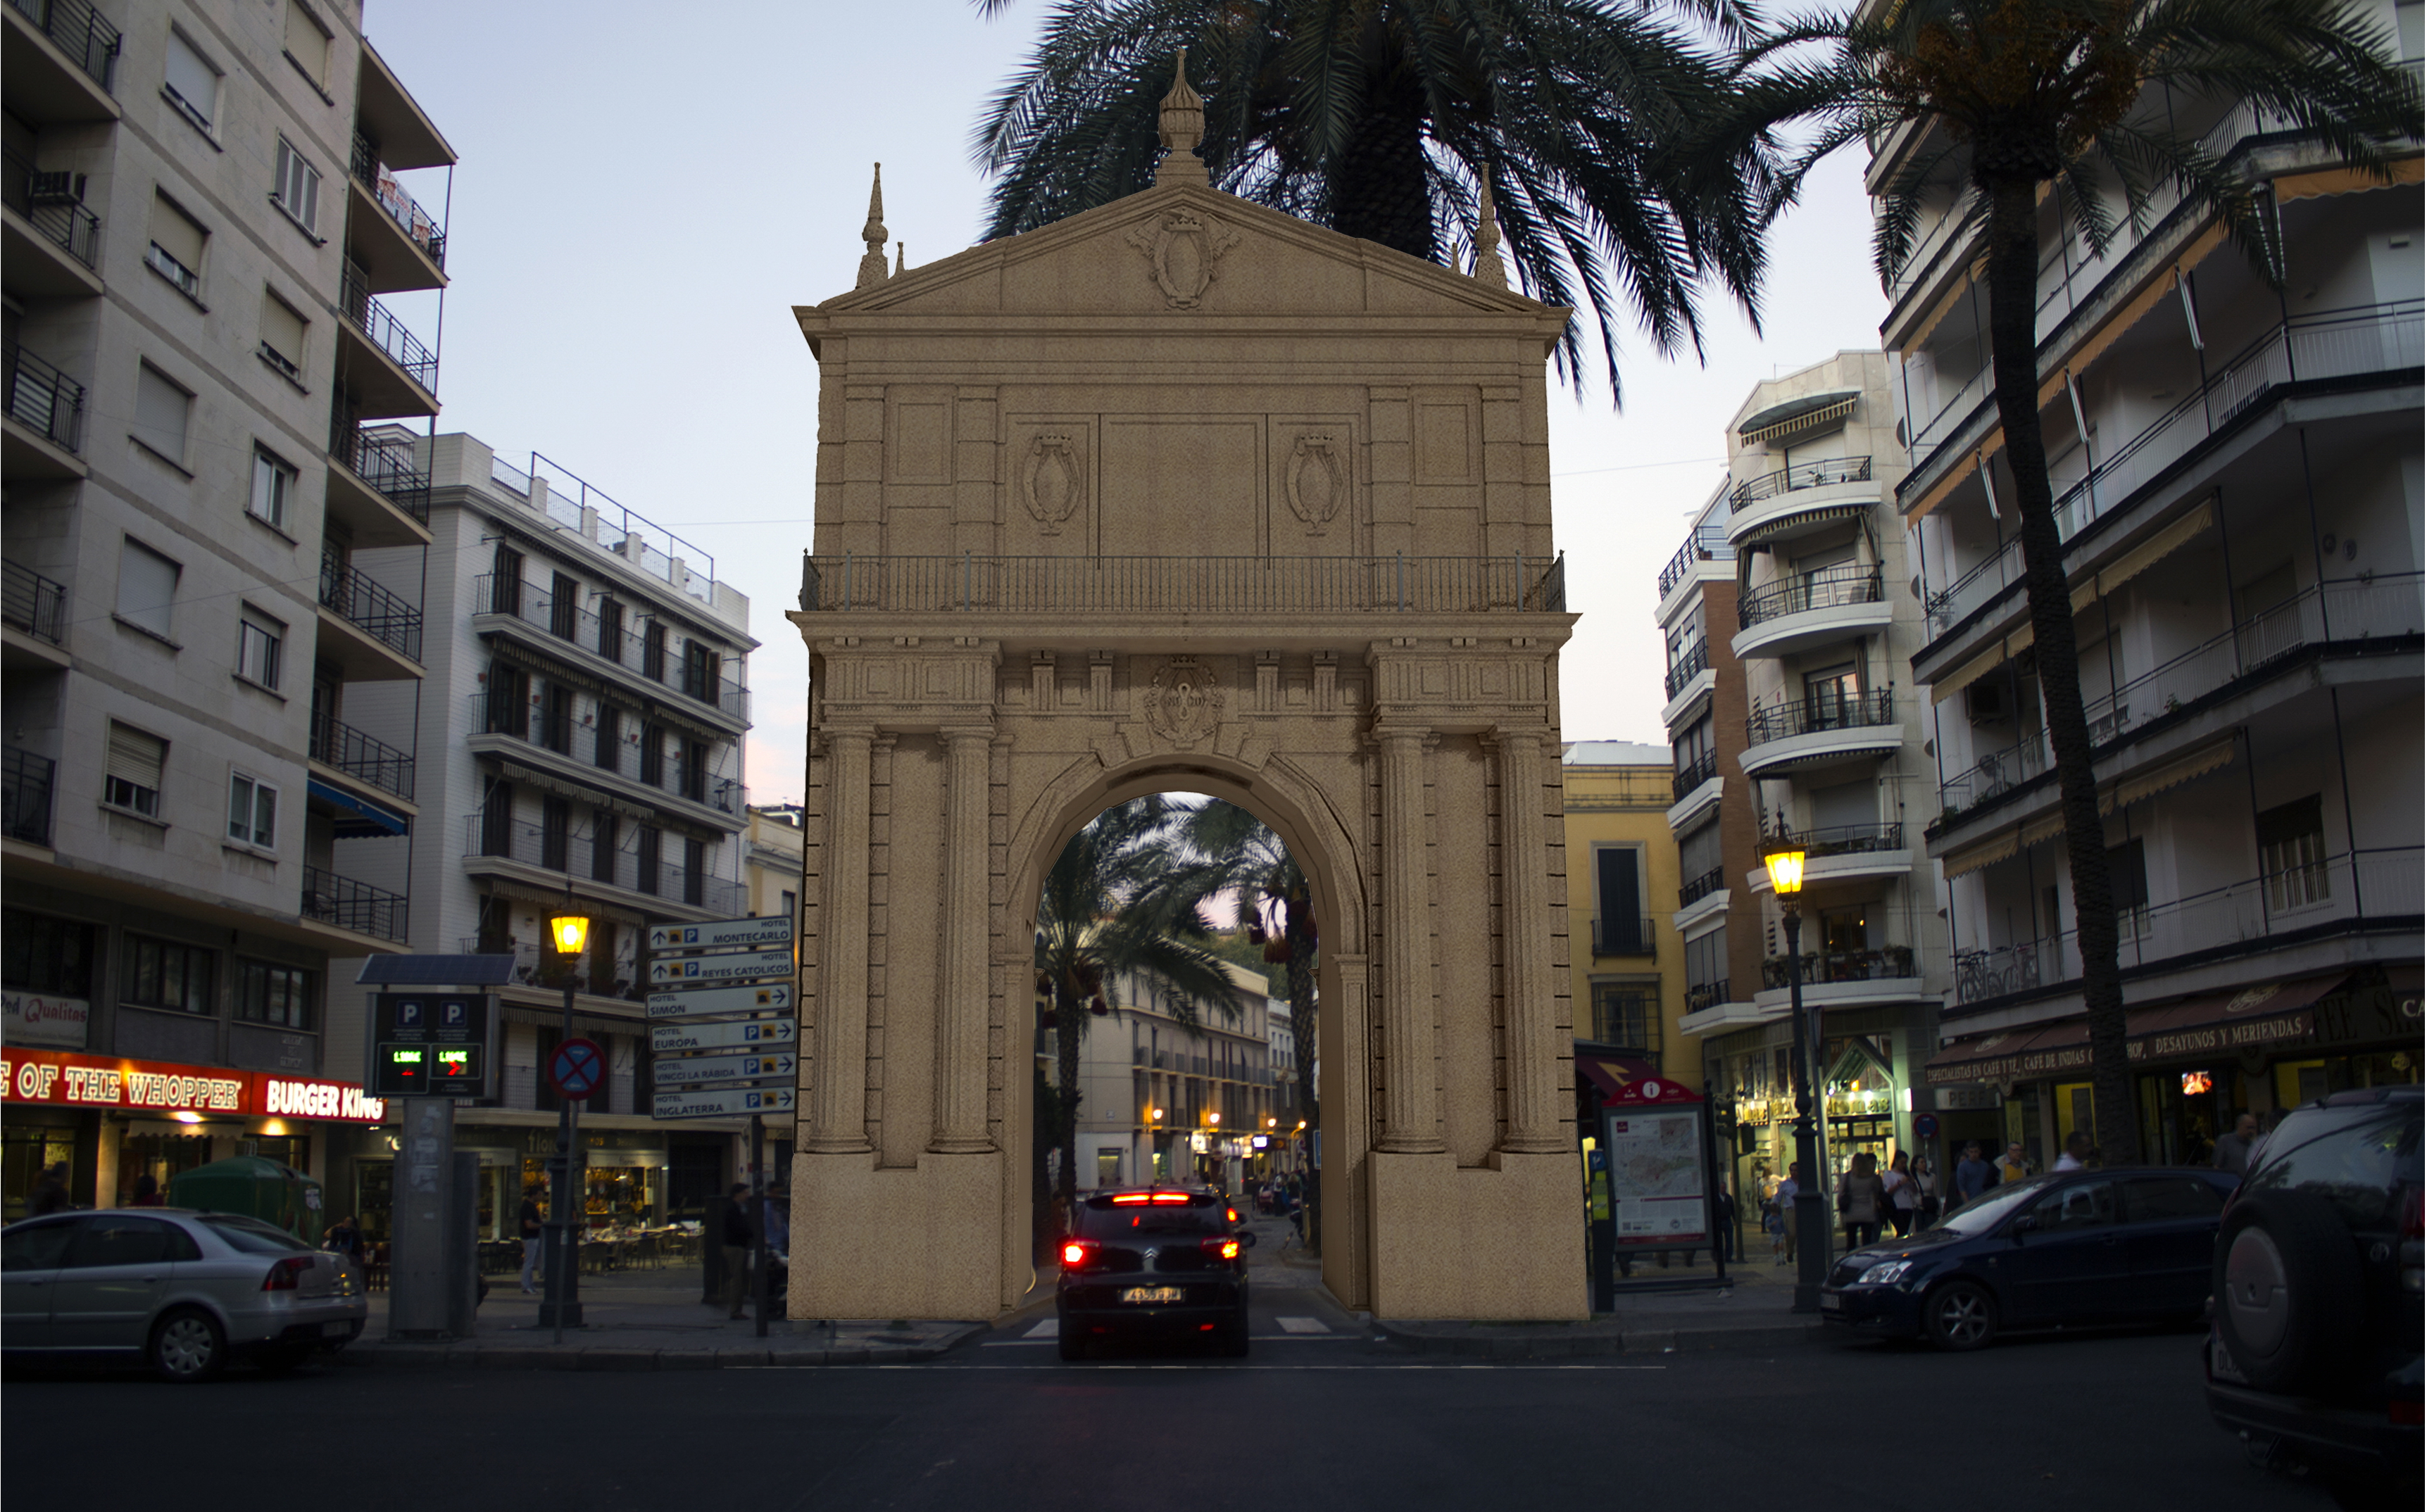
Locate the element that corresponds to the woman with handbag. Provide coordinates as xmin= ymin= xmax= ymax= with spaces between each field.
xmin=1836 ymin=1152 xmax=1887 ymax=1252
xmin=1910 ymin=1152 xmax=1941 ymax=1231
xmin=1881 ymin=1150 xmax=1917 ymax=1237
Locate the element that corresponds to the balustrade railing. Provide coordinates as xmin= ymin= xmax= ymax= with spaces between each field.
xmin=4 ymin=339 xmax=84 ymax=453
xmin=6 ymin=0 xmax=119 ymax=91
xmin=337 ymin=261 xmax=438 ymax=395
xmin=1658 ymin=527 xmax=1734 ymax=600
xmin=301 ymin=864 xmax=408 ymax=942
xmin=1739 ymin=563 xmax=1883 ymax=630
xmin=349 ymin=132 xmax=445 ymax=270
xmin=469 ymin=691 xmax=742 ymax=816
xmin=1593 ymin=916 xmax=1657 ymax=956
xmin=1730 ymin=454 xmax=1874 ymax=508
xmin=309 ymin=717 xmax=414 ymax=801
xmin=2 ymin=146 xmax=99 ymax=267
xmin=1663 ymin=638 xmax=1710 ymax=701
xmin=3 ymin=559 xmax=67 ymax=643
xmin=1679 ymin=867 xmax=1726 ymax=909
xmin=4 ymin=746 xmax=56 ymax=845
xmin=331 ymin=425 xmax=431 ymax=523
xmin=471 ymin=575 xmax=749 ymax=723
xmin=465 ymin=811 xmax=743 ymax=916
xmin=1774 ymin=822 xmax=1906 ymax=859
xmin=1760 ymin=945 xmax=1917 ymax=991
xmin=1672 ymin=750 xmax=1720 ymax=802
xmin=1745 ymin=688 xmax=1897 ymax=746
xmin=320 ymin=553 xmax=423 ymax=662
xmin=799 ymin=553 xmax=1567 ymax=615
xmin=1685 ymin=979 xmax=1731 ymax=1014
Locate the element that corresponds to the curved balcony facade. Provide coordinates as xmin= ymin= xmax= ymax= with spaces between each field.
xmin=1724 ymin=456 xmax=1877 ymax=550
xmin=1745 ymin=823 xmax=1914 ymax=893
xmin=1739 ymin=690 xmax=1903 ymax=779
xmin=1731 ymin=563 xmax=1890 ymax=661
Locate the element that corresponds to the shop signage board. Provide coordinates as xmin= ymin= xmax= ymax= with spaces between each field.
xmin=2 ymin=990 xmax=90 ymax=1049
xmin=645 ymin=982 xmax=793 ymax=1021
xmin=1 ymin=1047 xmax=387 ymax=1122
xmin=1598 ymin=1078 xmax=1711 ymax=1247
xmin=653 ymin=1085 xmax=796 ymax=1121
xmin=646 ymin=916 xmax=794 ymax=954
xmin=650 ymin=1016 xmax=795 ymax=1054
xmin=651 ymin=1050 xmax=795 ymax=1089
xmin=646 ymin=948 xmax=794 ymax=986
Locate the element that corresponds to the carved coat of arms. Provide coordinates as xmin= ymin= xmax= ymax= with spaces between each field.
xmin=1142 ymin=658 xmax=1224 ymax=749
xmin=1124 ymin=210 xmax=1240 ymax=310
xmin=1286 ymin=433 xmax=1346 ymax=535
xmin=1023 ymin=434 xmax=1084 ymax=534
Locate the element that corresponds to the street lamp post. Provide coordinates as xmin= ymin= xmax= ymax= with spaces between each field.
xmin=541 ymin=909 xmax=589 ymax=1339
xmin=1764 ymin=845 xmax=1827 ymax=1314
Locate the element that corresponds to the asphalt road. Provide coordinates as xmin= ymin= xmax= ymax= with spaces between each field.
xmin=4 ymin=1290 xmax=2333 ymax=1512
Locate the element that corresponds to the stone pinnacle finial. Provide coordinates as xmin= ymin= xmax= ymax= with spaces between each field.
xmin=1154 ymin=48 xmax=1208 ymax=187
xmin=856 ymin=162 xmax=889 ymax=289
xmin=895 ymin=241 xmax=905 ymax=275
xmin=1472 ymin=175 xmax=1507 ymax=288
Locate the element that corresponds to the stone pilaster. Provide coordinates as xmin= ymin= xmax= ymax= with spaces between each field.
xmin=1492 ymin=726 xmax=1565 ymax=1152
xmin=930 ymin=726 xmax=995 ymax=1152
xmin=807 ymin=726 xmax=874 ymax=1152
xmin=1375 ymin=728 xmax=1443 ymax=1152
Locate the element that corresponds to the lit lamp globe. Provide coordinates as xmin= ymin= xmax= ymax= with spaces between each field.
xmin=548 ymin=912 xmax=590 ymax=957
xmin=1764 ymin=847 xmax=1805 ymax=897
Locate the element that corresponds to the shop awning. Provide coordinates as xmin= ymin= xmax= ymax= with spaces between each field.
xmin=306 ymin=777 xmax=410 ymax=838
xmin=1926 ymin=971 xmax=2354 ymax=1086
xmin=1577 ymin=1054 xmax=1660 ymax=1103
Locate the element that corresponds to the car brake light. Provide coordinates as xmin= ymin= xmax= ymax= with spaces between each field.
xmin=1060 ymin=1241 xmax=1092 ymax=1268
xmin=262 ymin=1256 xmax=313 ymax=1292
xmin=1201 ymin=1236 xmax=1240 ymax=1261
xmin=1150 ymin=1192 xmax=1191 ymax=1204
xmin=1110 ymin=1194 xmax=1151 ymax=1206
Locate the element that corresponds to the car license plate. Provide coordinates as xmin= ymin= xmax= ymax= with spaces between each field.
xmin=1819 ymin=1293 xmax=1845 ymax=1313
xmin=2209 ymin=1335 xmax=2246 ymax=1383
xmin=1120 ymin=1287 xmax=1184 ymax=1305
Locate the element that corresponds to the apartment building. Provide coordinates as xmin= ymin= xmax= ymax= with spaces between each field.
xmin=1559 ymin=741 xmax=1692 ymax=1111
xmin=2 ymin=0 xmax=449 ymax=1217
xmin=743 ymin=802 xmax=804 ymax=930
xmin=317 ymin=431 xmax=759 ymax=1240
xmin=1063 ymin=962 xmax=1279 ymax=1191
xmin=1884 ymin=25 xmax=2424 ymax=1162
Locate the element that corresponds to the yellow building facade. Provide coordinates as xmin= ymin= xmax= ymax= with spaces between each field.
xmin=1560 ymin=743 xmax=1693 ymax=1096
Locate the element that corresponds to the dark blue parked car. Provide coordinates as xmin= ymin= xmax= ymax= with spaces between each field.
xmin=1820 ymin=1166 xmax=2241 ymax=1350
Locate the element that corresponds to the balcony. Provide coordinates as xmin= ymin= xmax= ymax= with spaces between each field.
xmin=1679 ymin=866 xmax=1726 ymax=910
xmin=1662 ymin=639 xmax=1710 ymax=703
xmin=309 ymin=716 xmax=415 ymax=802
xmin=1671 ymin=750 xmax=1719 ymax=805
xmin=325 ymin=424 xmax=431 ymax=545
xmin=1733 ymin=562 xmax=1888 ymax=661
xmin=335 ymin=261 xmax=438 ymax=417
xmin=1591 ymin=916 xmax=1657 ymax=957
xmin=1 ymin=146 xmax=101 ymax=298
xmin=1658 ymin=525 xmax=1734 ymax=603
xmin=4 ymin=559 xmax=67 ymax=645
xmin=1948 ymin=848 xmax=2423 ymax=1012
xmin=467 ymin=691 xmax=744 ymax=826
xmin=799 ymin=553 xmax=1567 ymax=616
xmin=3 ymin=339 xmax=84 ymax=474
xmin=1754 ymin=945 xmax=1924 ymax=1012
xmin=346 ymin=132 xmax=446 ymax=293
xmin=4 ymin=745 xmax=55 ymax=845
xmin=301 ymin=864 xmax=408 ymax=943
xmin=472 ymin=574 xmax=750 ymax=729
xmin=1740 ymin=689 xmax=1902 ymax=779
xmin=457 ymin=937 xmax=639 ymax=1002
xmin=317 ymin=553 xmax=424 ymax=678
xmin=1750 ymin=824 xmax=1913 ymax=894
xmin=1724 ymin=455 xmax=1877 ymax=548
xmin=2 ymin=0 xmax=120 ymax=123
xmin=1685 ymin=979 xmax=1731 ymax=1015
xmin=463 ymin=812 xmax=744 ymax=919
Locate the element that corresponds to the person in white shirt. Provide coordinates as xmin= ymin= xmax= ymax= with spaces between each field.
xmin=1769 ymin=1164 xmax=1803 ymax=1266
xmin=2052 ymin=1130 xmax=2095 ymax=1171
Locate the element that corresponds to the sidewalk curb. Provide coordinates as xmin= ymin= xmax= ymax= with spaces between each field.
xmin=337 ymin=1323 xmax=984 ymax=1370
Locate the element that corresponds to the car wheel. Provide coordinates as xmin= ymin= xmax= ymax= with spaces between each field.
xmin=1923 ymin=1280 xmax=1997 ymax=1352
xmin=2213 ymin=1187 xmax=2361 ymax=1394
xmin=150 ymin=1308 xmax=227 ymax=1383
xmin=255 ymin=1342 xmax=315 ymax=1375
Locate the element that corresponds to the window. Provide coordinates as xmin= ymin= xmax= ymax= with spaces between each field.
xmin=258 ymin=291 xmax=308 ymax=384
xmin=635 ymin=826 xmax=662 ymax=895
xmin=541 ymin=684 xmax=572 ymax=754
xmin=272 ymin=137 xmax=321 ymax=235
xmin=1594 ymin=845 xmax=1645 ymax=954
xmin=104 ymin=724 xmax=167 ymax=819
xmin=593 ymin=705 xmax=620 ymax=770
xmin=163 ymin=28 xmax=219 ymax=131
xmin=2121 ymin=1176 xmax=2225 ymax=1223
xmin=115 ymin=538 xmax=180 ymax=638
xmin=125 ymin=934 xmax=214 ymax=1014
xmin=541 ymin=796 xmax=570 ymax=871
xmin=484 ymin=665 xmax=528 ymax=736
xmin=682 ymin=641 xmax=720 ymax=700
xmin=1676 ymin=714 xmax=1714 ymax=775
xmin=638 ymin=723 xmax=663 ymax=787
xmin=682 ymin=837 xmax=706 ymax=906
xmin=63 ymin=1216 xmax=199 ymax=1268
xmin=1805 ymin=662 xmax=1861 ymax=727
xmin=781 ymin=889 xmax=797 ymax=922
xmin=682 ymin=738 xmax=709 ymax=802
xmin=490 ymin=543 xmax=524 ymax=616
xmin=591 ymin=811 xmax=618 ymax=883
xmin=146 ymin=193 xmax=206 ymax=298
xmin=1685 ymin=926 xmax=1729 ymax=1006
xmin=2258 ymin=795 xmax=2331 ymax=912
xmin=1679 ymin=819 xmax=1723 ymax=895
xmin=249 ymin=447 xmax=298 ymax=529
xmin=284 ymin=2 xmax=332 ymax=89
xmin=2026 ymin=1178 xmax=2117 ymax=1232
xmin=550 ymin=572 xmax=578 ymax=639
xmin=226 ymin=771 xmax=277 ymax=848
xmin=598 ymin=599 xmax=624 ymax=660
xmin=2107 ymin=837 xmax=2150 ymax=932
xmin=236 ymin=609 xmax=284 ymax=690
xmin=642 ymin=622 xmax=667 ymax=681
xmin=237 ymin=959 xmax=313 ymax=1028
xmin=479 ymin=777 xmax=513 ymax=857
xmin=1591 ymin=983 xmax=1661 ymax=1062
xmin=2 ymin=909 xmax=96 ymax=997
xmin=132 ymin=364 xmax=192 ymax=465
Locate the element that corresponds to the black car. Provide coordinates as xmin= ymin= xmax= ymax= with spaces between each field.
xmin=2205 ymin=1085 xmax=2422 ymax=1511
xmin=1820 ymin=1165 xmax=2240 ymax=1349
xmin=1055 ymin=1187 xmax=1254 ymax=1359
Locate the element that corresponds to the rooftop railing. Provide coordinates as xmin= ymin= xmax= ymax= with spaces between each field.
xmin=309 ymin=715 xmax=414 ymax=802
xmin=320 ymin=552 xmax=423 ymax=662
xmin=3 ymin=559 xmax=68 ymax=643
xmin=1660 ymin=526 xmax=1734 ymax=599
xmin=5 ymin=0 xmax=119 ymax=92
xmin=349 ymin=132 xmax=444 ymax=270
xmin=4 ymin=746 xmax=55 ymax=846
xmin=301 ymin=864 xmax=408 ymax=943
xmin=1730 ymin=454 xmax=1874 ymax=508
xmin=1738 ymin=563 xmax=1883 ymax=631
xmin=1 ymin=146 xmax=99 ymax=267
xmin=799 ymin=553 xmax=1567 ymax=615
xmin=3 ymin=339 xmax=84 ymax=453
xmin=337 ymin=261 xmax=437 ymax=396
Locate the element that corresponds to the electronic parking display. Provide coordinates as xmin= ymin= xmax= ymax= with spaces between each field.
xmin=370 ymin=993 xmax=496 ymax=1098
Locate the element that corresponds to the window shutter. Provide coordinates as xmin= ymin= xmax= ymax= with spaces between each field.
xmin=299 ymin=162 xmax=318 ymax=231
xmin=115 ymin=539 xmax=180 ymax=636
xmin=164 ymin=31 xmax=218 ymax=123
xmin=284 ymin=2 xmax=330 ymax=80
xmin=133 ymin=366 xmax=191 ymax=461
xmin=1679 ymin=819 xmax=1722 ymax=879
xmin=261 ymin=293 xmax=306 ymax=365
xmin=1596 ymin=847 xmax=1641 ymax=926
xmin=108 ymin=724 xmax=167 ymax=789
xmin=149 ymin=194 xmax=205 ymax=270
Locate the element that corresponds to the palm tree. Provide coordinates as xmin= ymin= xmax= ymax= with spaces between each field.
xmin=969 ymin=0 xmax=1779 ymax=397
xmin=1729 ymin=0 xmax=2419 ymax=1160
xmin=1181 ymin=801 xmax=1322 ymax=1246
xmin=1034 ymin=797 xmax=1241 ymax=1234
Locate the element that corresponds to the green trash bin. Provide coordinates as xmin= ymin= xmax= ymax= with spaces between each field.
xmin=166 ymin=1156 xmax=326 ymax=1247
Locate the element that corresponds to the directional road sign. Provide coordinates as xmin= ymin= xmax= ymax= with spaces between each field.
xmin=548 ymin=1037 xmax=606 ymax=1100
xmin=651 ymin=1050 xmax=796 ymax=1089
xmin=647 ymin=916 xmax=794 ymax=954
xmin=650 ymin=1017 xmax=796 ymax=1054
xmin=646 ymin=981 xmax=794 ymax=1021
xmin=646 ymin=948 xmax=794 ymax=986
xmin=653 ymin=1085 xmax=796 ymax=1121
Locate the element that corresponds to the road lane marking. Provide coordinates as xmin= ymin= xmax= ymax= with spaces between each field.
xmin=1022 ymin=1320 xmax=1058 ymax=1338
xmin=1276 ymin=1317 xmax=1330 ymax=1334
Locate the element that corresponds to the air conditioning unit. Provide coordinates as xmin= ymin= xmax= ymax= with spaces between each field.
xmin=1965 ymin=681 xmax=2008 ymax=726
xmin=27 ymin=170 xmax=84 ymax=205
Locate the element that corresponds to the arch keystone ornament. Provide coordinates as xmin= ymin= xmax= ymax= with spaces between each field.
xmin=790 ymin=83 xmax=1583 ymax=1325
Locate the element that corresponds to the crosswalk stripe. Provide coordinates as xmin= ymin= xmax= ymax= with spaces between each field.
xmin=1022 ymin=1319 xmax=1059 ymax=1338
xmin=1276 ymin=1316 xmax=1330 ymax=1334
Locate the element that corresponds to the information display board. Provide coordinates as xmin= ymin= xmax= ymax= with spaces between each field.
xmin=1598 ymin=1077 xmax=1711 ymax=1247
xmin=369 ymin=992 xmax=496 ymax=1100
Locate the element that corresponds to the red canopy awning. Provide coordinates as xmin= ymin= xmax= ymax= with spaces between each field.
xmin=1577 ymin=1054 xmax=1660 ymax=1103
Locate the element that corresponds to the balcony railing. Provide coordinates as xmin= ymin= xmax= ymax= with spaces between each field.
xmin=1685 ymin=979 xmax=1730 ymax=1014
xmin=469 ymin=691 xmax=743 ymax=817
xmin=3 ymin=559 xmax=67 ymax=643
xmin=1950 ymin=848 xmax=2424 ymax=1008
xmin=1672 ymin=749 xmax=1719 ymax=803
xmin=5 ymin=0 xmax=119 ymax=92
xmin=1659 ymin=526 xmax=1734 ymax=600
xmin=349 ymin=133 xmax=445 ymax=270
xmin=319 ymin=553 xmax=423 ymax=662
xmin=1663 ymin=638 xmax=1710 ymax=701
xmin=1739 ymin=563 xmax=1883 ymax=631
xmin=330 ymin=424 xmax=431 ymax=523
xmin=471 ymin=575 xmax=748 ymax=723
xmin=1730 ymin=454 xmax=1874 ymax=508
xmin=310 ymin=716 xmax=414 ymax=801
xmin=1760 ymin=945 xmax=1917 ymax=991
xmin=1773 ymin=822 xmax=1906 ymax=859
xmin=337 ymin=262 xmax=437 ymax=395
xmin=1593 ymin=916 xmax=1657 ymax=956
xmin=456 ymin=937 xmax=638 ymax=1002
xmin=301 ymin=864 xmax=408 ymax=942
xmin=1938 ymin=574 xmax=2424 ymax=819
xmin=1679 ymin=866 xmax=1726 ymax=909
xmin=2 ymin=146 xmax=99 ymax=267
xmin=465 ymin=812 xmax=744 ymax=916
xmin=800 ymin=553 xmax=1568 ymax=615
xmin=1745 ymin=688 xmax=1897 ymax=746
xmin=3 ymin=339 xmax=84 ymax=453
xmin=4 ymin=746 xmax=56 ymax=845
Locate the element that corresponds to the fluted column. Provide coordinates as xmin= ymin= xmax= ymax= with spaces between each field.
xmin=1374 ymin=729 xmax=1444 ymax=1153
xmin=1493 ymin=726 xmax=1565 ymax=1152
xmin=806 ymin=727 xmax=874 ymax=1152
xmin=930 ymin=726 xmax=995 ymax=1152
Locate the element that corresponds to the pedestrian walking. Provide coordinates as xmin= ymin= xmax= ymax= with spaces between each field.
xmin=1998 ymin=1141 xmax=2031 ymax=1185
xmin=325 ymin=1214 xmax=365 ymax=1292
xmin=1714 ymin=1185 xmax=1739 ymax=1264
xmin=129 ymin=1173 xmax=165 ymax=1207
xmin=1950 ymin=1142 xmax=1993 ymax=1210
xmin=26 ymin=1162 xmax=70 ymax=1216
xmin=1882 ymin=1151 xmax=1917 ymax=1237
xmin=1769 ymin=1163 xmax=1803 ymax=1265
xmin=1912 ymin=1153 xmax=1940 ymax=1230
xmin=720 ymin=1183 xmax=755 ymax=1320
xmin=1838 ymin=1152 xmax=1887 ymax=1251
xmin=2212 ymin=1112 xmax=2260 ymax=1178
xmin=518 ymin=1186 xmax=545 ymax=1294
xmin=2052 ymin=1130 xmax=2093 ymax=1171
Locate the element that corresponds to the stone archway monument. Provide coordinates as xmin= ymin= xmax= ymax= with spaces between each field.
xmin=786 ymin=75 xmax=1588 ymax=1322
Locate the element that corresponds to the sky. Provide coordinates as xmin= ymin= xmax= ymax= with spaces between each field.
xmin=363 ymin=0 xmax=1890 ymax=807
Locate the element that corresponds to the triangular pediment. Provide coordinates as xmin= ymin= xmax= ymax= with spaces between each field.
xmin=800 ymin=182 xmax=1564 ymax=331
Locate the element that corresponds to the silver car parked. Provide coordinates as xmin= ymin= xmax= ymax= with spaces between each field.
xmin=2 ymin=1208 xmax=365 ymax=1381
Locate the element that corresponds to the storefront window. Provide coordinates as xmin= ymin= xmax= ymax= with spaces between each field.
xmin=356 ymin=1161 xmax=394 ymax=1243
xmin=120 ymin=1132 xmax=215 ymax=1207
xmin=3 ymin=1126 xmax=80 ymax=1221
xmin=246 ymin=1135 xmax=311 ymax=1171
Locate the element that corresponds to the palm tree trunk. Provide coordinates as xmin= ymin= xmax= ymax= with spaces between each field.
xmin=1981 ymin=176 xmax=2138 ymax=1164
xmin=1055 ymin=985 xmax=1083 ymax=1222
